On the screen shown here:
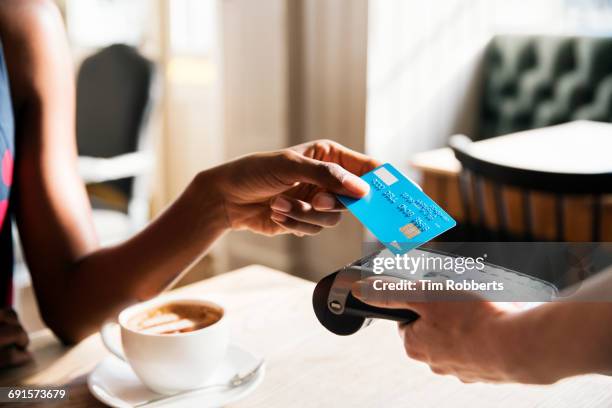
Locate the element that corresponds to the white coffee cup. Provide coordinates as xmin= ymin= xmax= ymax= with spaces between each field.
xmin=100 ymin=296 xmax=229 ymax=395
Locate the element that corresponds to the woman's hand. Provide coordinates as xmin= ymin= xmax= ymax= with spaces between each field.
xmin=0 ymin=308 xmax=31 ymax=369
xmin=352 ymin=277 xmax=534 ymax=384
xmin=214 ymin=140 xmax=380 ymax=236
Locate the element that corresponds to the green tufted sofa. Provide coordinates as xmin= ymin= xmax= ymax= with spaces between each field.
xmin=477 ymin=35 xmax=612 ymax=140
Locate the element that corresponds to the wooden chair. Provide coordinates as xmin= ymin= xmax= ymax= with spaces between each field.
xmin=447 ymin=135 xmax=612 ymax=287
xmin=449 ymin=135 xmax=612 ymax=242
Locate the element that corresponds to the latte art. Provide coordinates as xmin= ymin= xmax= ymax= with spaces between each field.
xmin=128 ymin=302 xmax=223 ymax=335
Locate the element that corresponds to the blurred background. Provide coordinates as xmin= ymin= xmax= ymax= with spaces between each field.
xmin=14 ymin=0 xmax=612 ymax=330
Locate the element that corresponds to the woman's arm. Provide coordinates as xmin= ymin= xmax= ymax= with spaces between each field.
xmin=1 ymin=0 xmax=378 ymax=343
xmin=2 ymin=1 xmax=229 ymax=342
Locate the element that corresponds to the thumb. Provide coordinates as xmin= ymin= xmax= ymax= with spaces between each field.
xmin=279 ymin=153 xmax=370 ymax=198
xmin=351 ymin=276 xmax=429 ymax=316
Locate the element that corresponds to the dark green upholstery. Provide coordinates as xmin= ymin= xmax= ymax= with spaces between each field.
xmin=478 ymin=35 xmax=612 ymax=140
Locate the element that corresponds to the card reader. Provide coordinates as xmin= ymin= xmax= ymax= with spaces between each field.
xmin=312 ymin=250 xmax=419 ymax=336
xmin=313 ymin=247 xmax=558 ymax=335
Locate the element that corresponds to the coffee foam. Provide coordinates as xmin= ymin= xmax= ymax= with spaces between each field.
xmin=128 ymin=302 xmax=222 ymax=335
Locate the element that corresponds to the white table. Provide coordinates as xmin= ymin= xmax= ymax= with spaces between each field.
xmin=2 ymin=266 xmax=612 ymax=407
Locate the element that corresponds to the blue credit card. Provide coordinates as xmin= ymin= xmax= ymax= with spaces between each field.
xmin=338 ymin=163 xmax=456 ymax=254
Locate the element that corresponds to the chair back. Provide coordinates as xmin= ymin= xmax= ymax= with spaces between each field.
xmin=478 ymin=35 xmax=612 ymax=140
xmin=76 ymin=44 xmax=155 ymax=200
xmin=450 ymin=135 xmax=612 ymax=242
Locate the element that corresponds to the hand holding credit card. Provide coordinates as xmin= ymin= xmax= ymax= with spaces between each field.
xmin=337 ymin=163 xmax=456 ymax=254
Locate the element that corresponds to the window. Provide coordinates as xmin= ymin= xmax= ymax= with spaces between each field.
xmin=66 ymin=0 xmax=150 ymax=48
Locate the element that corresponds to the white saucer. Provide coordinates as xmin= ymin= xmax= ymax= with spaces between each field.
xmin=88 ymin=344 xmax=264 ymax=408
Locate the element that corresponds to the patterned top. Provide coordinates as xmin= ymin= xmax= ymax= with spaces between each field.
xmin=0 ymin=38 xmax=15 ymax=306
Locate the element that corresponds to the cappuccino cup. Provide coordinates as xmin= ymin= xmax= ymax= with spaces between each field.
xmin=100 ymin=296 xmax=229 ymax=395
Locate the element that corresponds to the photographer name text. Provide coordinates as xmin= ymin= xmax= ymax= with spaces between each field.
xmin=372 ymin=278 xmax=504 ymax=291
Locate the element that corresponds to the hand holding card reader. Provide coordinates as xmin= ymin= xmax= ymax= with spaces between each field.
xmin=313 ymin=163 xmax=459 ymax=335
xmin=312 ymin=251 xmax=419 ymax=336
xmin=313 ymin=246 xmax=558 ymax=335
xmin=313 ymin=162 xmax=557 ymax=335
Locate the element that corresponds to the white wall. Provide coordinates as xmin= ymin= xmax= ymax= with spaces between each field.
xmin=365 ymin=0 xmax=612 ymax=179
xmin=366 ymin=0 xmax=489 ymax=178
xmin=221 ymin=0 xmax=293 ymax=274
xmin=292 ymin=0 xmax=369 ymax=280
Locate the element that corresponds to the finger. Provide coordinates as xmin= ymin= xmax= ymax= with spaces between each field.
xmin=398 ymin=321 xmax=416 ymax=340
xmin=430 ymin=365 xmax=451 ymax=376
xmin=311 ymin=192 xmax=345 ymax=212
xmin=0 ymin=309 xmax=18 ymax=325
xmin=0 ymin=346 xmax=32 ymax=368
xmin=404 ymin=340 xmax=427 ymax=362
xmin=351 ymin=277 xmax=430 ymax=317
xmin=277 ymin=151 xmax=370 ymax=198
xmin=270 ymin=212 xmax=323 ymax=236
xmin=270 ymin=196 xmax=342 ymax=227
xmin=290 ymin=140 xmax=382 ymax=175
xmin=399 ymin=321 xmax=424 ymax=358
xmin=338 ymin=148 xmax=383 ymax=175
xmin=0 ymin=324 xmax=29 ymax=348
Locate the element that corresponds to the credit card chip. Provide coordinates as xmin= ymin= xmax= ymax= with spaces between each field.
xmin=400 ymin=223 xmax=421 ymax=239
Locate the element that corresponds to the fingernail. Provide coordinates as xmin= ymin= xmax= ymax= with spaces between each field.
xmin=351 ymin=280 xmax=367 ymax=300
xmin=313 ymin=193 xmax=336 ymax=210
xmin=271 ymin=212 xmax=287 ymax=223
xmin=343 ymin=175 xmax=370 ymax=196
xmin=271 ymin=197 xmax=292 ymax=212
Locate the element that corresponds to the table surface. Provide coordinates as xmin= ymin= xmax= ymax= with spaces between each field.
xmin=411 ymin=120 xmax=612 ymax=175
xmin=2 ymin=265 xmax=612 ymax=408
